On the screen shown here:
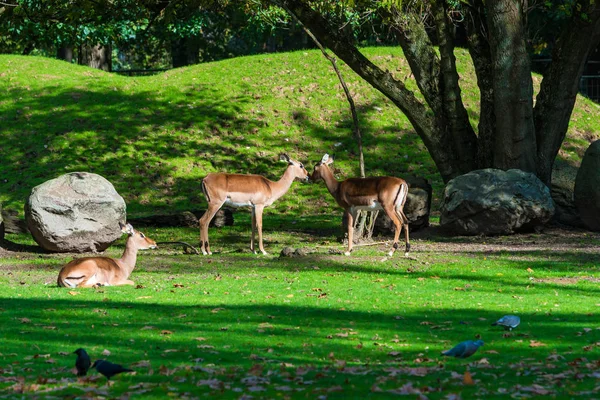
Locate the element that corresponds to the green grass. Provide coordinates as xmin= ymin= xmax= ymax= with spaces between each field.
xmin=1 ymin=48 xmax=599 ymax=218
xmin=1 ymin=219 xmax=600 ymax=398
xmin=1 ymin=49 xmax=600 ymax=397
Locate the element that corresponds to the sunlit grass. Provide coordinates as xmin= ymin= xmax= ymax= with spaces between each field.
xmin=1 ymin=48 xmax=599 ymax=219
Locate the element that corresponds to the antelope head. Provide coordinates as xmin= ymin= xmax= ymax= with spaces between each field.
xmin=280 ymin=153 xmax=309 ymax=182
xmin=119 ymin=222 xmax=157 ymax=250
xmin=311 ymin=153 xmax=334 ymax=182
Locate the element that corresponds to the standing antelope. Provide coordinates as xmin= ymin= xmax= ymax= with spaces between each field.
xmin=199 ymin=153 xmax=309 ymax=255
xmin=311 ymin=154 xmax=410 ymax=257
xmin=57 ymin=223 xmax=157 ymax=288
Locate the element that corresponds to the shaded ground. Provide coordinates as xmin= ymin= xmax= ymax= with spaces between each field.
xmin=2 ymin=222 xmax=598 ymax=260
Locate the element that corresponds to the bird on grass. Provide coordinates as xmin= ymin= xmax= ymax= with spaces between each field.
xmin=491 ymin=315 xmax=520 ymax=331
xmin=92 ymin=359 xmax=134 ymax=380
xmin=74 ymin=348 xmax=91 ymax=377
xmin=442 ymin=340 xmax=484 ymax=358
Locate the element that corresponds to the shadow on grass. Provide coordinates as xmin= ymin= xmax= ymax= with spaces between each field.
xmin=0 ymin=296 xmax=597 ymax=367
xmin=0 ymin=60 xmax=438 ymax=219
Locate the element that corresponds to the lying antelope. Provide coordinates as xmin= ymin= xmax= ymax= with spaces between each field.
xmin=311 ymin=154 xmax=410 ymax=257
xmin=199 ymin=153 xmax=309 ymax=255
xmin=57 ymin=223 xmax=157 ymax=288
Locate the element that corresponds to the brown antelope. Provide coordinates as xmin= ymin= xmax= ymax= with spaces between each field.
xmin=311 ymin=154 xmax=410 ymax=257
xmin=57 ymin=223 xmax=157 ymax=288
xmin=199 ymin=153 xmax=309 ymax=255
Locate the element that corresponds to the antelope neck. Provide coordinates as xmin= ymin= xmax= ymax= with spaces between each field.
xmin=119 ymin=237 xmax=138 ymax=273
xmin=269 ymin=165 xmax=297 ymax=202
xmin=320 ymin=165 xmax=340 ymax=197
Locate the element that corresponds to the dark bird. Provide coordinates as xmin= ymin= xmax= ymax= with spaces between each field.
xmin=74 ymin=348 xmax=91 ymax=376
xmin=442 ymin=340 xmax=484 ymax=358
xmin=491 ymin=315 xmax=521 ymax=331
xmin=92 ymin=359 xmax=134 ymax=380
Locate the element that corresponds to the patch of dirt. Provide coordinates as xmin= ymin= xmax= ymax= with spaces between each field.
xmin=1 ymin=223 xmax=599 ymax=261
xmin=408 ymin=223 xmax=600 ymax=255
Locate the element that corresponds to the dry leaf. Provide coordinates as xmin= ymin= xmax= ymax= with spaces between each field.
xmin=463 ymin=371 xmax=475 ymax=385
xmin=68 ymin=291 xmax=79 ymax=296
xmin=529 ymin=340 xmax=547 ymax=347
xmin=102 ymin=349 xmax=111 ymax=356
xmin=161 ymin=330 xmax=173 ymax=335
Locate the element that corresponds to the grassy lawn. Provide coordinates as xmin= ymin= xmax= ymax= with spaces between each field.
xmin=1 ymin=216 xmax=600 ymax=398
xmin=1 ymin=48 xmax=600 ymax=398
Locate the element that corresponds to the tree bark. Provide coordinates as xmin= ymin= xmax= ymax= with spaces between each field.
xmin=534 ymin=1 xmax=600 ymax=184
xmin=78 ymin=43 xmax=112 ymax=71
xmin=464 ymin=0 xmax=496 ymax=169
xmin=57 ymin=45 xmax=74 ymax=63
xmin=431 ymin=0 xmax=478 ymax=173
xmin=486 ymin=0 xmax=537 ymax=173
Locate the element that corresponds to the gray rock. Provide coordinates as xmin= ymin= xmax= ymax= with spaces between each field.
xmin=374 ymin=175 xmax=432 ymax=234
xmin=551 ymin=160 xmax=583 ymax=227
xmin=575 ymin=140 xmax=600 ymax=231
xmin=293 ymin=247 xmax=309 ymax=257
xmin=440 ymin=169 xmax=555 ymax=235
xmin=279 ymin=246 xmax=295 ymax=258
xmin=25 ymin=172 xmax=126 ymax=252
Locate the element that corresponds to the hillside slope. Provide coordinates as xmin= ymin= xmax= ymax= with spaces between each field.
xmin=0 ymin=48 xmax=598 ymax=217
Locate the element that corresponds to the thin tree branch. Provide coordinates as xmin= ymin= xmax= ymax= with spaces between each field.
xmin=281 ymin=2 xmax=365 ymax=177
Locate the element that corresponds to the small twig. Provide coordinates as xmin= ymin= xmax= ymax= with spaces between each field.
xmin=156 ymin=241 xmax=200 ymax=255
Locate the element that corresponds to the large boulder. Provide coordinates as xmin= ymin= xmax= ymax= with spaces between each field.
xmin=575 ymin=140 xmax=600 ymax=231
xmin=25 ymin=172 xmax=126 ymax=252
xmin=551 ymin=159 xmax=584 ymax=227
xmin=440 ymin=169 xmax=555 ymax=235
xmin=374 ymin=175 xmax=432 ymax=234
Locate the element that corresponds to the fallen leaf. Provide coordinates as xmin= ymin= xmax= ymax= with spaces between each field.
xmin=68 ymin=291 xmax=79 ymax=296
xmin=130 ymin=360 xmax=151 ymax=368
xmin=463 ymin=371 xmax=475 ymax=385
xmin=529 ymin=340 xmax=547 ymax=347
xmin=161 ymin=330 xmax=173 ymax=335
xmin=102 ymin=349 xmax=111 ymax=356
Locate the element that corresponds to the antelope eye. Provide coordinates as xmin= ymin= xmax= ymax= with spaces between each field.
xmin=140 ymin=233 xmax=145 ymax=238
xmin=300 ymin=163 xmax=304 ymax=168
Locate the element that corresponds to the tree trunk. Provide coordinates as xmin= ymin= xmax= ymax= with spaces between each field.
xmin=57 ymin=45 xmax=74 ymax=63
xmin=431 ymin=0 xmax=478 ymax=174
xmin=78 ymin=44 xmax=112 ymax=71
xmin=464 ymin=0 xmax=496 ymax=169
xmin=171 ymin=37 xmax=200 ymax=68
xmin=534 ymin=2 xmax=600 ymax=185
xmin=486 ymin=0 xmax=537 ymax=173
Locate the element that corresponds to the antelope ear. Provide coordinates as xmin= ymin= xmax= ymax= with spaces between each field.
xmin=321 ymin=154 xmax=329 ymax=164
xmin=121 ymin=223 xmax=135 ymax=235
xmin=279 ymin=153 xmax=292 ymax=164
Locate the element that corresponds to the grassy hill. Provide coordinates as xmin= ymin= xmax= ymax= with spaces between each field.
xmin=1 ymin=48 xmax=599 ymax=218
